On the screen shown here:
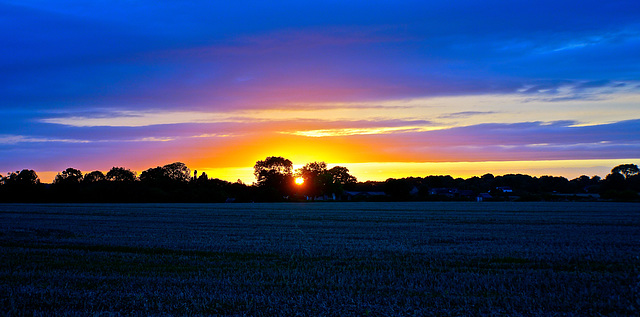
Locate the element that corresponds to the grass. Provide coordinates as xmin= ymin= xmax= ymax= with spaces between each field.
xmin=0 ymin=202 xmax=639 ymax=316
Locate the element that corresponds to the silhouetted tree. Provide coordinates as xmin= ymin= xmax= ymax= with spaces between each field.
xmin=79 ymin=171 xmax=109 ymax=202
xmin=136 ymin=163 xmax=192 ymax=202
xmin=481 ymin=173 xmax=495 ymax=181
xmin=13 ymin=169 xmax=40 ymax=186
xmin=327 ymin=166 xmax=357 ymax=196
xmin=196 ymin=171 xmax=209 ymax=183
xmin=106 ymin=167 xmax=136 ymax=182
xmin=569 ymin=175 xmax=602 ymax=193
xmin=84 ymin=171 xmax=106 ymax=183
xmin=140 ymin=166 xmax=167 ymax=184
xmin=385 ymin=178 xmax=414 ymax=201
xmin=423 ymin=175 xmax=456 ymax=189
xmin=493 ymin=174 xmax=537 ymax=194
xmin=463 ymin=176 xmax=484 ymax=194
xmin=163 ymin=162 xmax=191 ymax=182
xmin=571 ymin=175 xmax=591 ymax=186
xmin=627 ymin=174 xmax=640 ymax=192
xmin=254 ymin=157 xmax=293 ymax=182
xmin=296 ymin=162 xmax=328 ymax=198
xmin=601 ymin=172 xmax=626 ymax=191
xmin=49 ymin=168 xmax=84 ymax=202
xmin=140 ymin=162 xmax=190 ymax=185
xmin=601 ymin=170 xmax=639 ymax=201
xmin=6 ymin=162 xmax=638 ymax=202
xmin=294 ymin=163 xmax=357 ymax=199
xmin=254 ymin=156 xmax=294 ymax=200
xmin=328 ymin=166 xmax=357 ymax=186
xmin=53 ymin=168 xmax=83 ymax=185
xmin=0 ymin=170 xmax=42 ymax=202
xmin=539 ymin=175 xmax=570 ymax=193
xmin=1 ymin=169 xmax=40 ymax=190
xmin=611 ymin=164 xmax=639 ymax=179
xmin=297 ymin=162 xmax=327 ymax=177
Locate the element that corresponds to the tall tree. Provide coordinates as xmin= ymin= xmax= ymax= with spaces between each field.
xmin=84 ymin=171 xmax=106 ymax=183
xmin=602 ymin=172 xmax=626 ymax=191
xmin=254 ymin=157 xmax=293 ymax=185
xmin=328 ymin=166 xmax=357 ymax=186
xmin=163 ymin=162 xmax=191 ymax=182
xmin=3 ymin=169 xmax=40 ymax=186
xmin=140 ymin=166 xmax=167 ymax=184
xmin=140 ymin=162 xmax=190 ymax=185
xmin=296 ymin=162 xmax=328 ymax=198
xmin=53 ymin=168 xmax=83 ymax=185
xmin=0 ymin=170 xmax=42 ymax=202
xmin=327 ymin=166 xmax=357 ymax=195
xmin=295 ymin=163 xmax=357 ymax=199
xmin=106 ymin=167 xmax=136 ymax=182
xmin=254 ymin=156 xmax=294 ymax=199
xmin=611 ymin=164 xmax=639 ymax=179
xmin=17 ymin=169 xmax=40 ymax=185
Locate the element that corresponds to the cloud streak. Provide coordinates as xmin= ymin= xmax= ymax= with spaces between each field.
xmin=0 ymin=135 xmax=90 ymax=144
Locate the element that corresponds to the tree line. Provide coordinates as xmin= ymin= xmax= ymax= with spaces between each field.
xmin=1 ymin=158 xmax=638 ymax=202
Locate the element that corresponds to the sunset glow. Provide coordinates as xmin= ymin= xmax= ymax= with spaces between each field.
xmin=295 ymin=177 xmax=305 ymax=185
xmin=1 ymin=1 xmax=639 ymax=182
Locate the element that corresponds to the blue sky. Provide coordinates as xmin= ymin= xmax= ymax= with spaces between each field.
xmin=1 ymin=0 xmax=639 ymax=182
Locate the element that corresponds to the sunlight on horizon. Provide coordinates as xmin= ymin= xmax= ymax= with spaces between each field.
xmin=34 ymin=158 xmax=639 ymax=184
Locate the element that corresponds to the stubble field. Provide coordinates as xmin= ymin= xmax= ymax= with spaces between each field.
xmin=1 ymin=202 xmax=639 ymax=316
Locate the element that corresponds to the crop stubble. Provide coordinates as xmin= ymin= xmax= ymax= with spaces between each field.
xmin=0 ymin=202 xmax=639 ymax=316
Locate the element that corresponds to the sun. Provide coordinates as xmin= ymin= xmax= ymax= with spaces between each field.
xmin=295 ymin=177 xmax=304 ymax=185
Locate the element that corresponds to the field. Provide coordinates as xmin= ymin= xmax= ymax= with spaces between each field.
xmin=1 ymin=202 xmax=639 ymax=316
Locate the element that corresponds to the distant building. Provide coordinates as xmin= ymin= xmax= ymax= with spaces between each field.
xmin=496 ymin=186 xmax=513 ymax=193
xmin=306 ymin=193 xmax=337 ymax=201
xmin=477 ymin=193 xmax=493 ymax=202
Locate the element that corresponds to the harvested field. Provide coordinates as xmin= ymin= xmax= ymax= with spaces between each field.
xmin=1 ymin=202 xmax=639 ymax=316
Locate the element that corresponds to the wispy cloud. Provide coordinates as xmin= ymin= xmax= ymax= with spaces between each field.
xmin=0 ymin=133 xmax=236 ymax=145
xmin=519 ymin=80 xmax=640 ymax=102
xmin=0 ymin=135 xmax=90 ymax=144
xmin=541 ymin=30 xmax=640 ymax=53
xmin=438 ymin=111 xmax=497 ymax=119
xmin=284 ymin=126 xmax=432 ymax=138
xmin=40 ymin=110 xmax=240 ymax=127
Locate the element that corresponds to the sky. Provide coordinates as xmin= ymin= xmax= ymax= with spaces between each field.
xmin=1 ymin=0 xmax=639 ymax=183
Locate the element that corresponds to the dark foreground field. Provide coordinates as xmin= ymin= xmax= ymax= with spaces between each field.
xmin=1 ymin=202 xmax=639 ymax=316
